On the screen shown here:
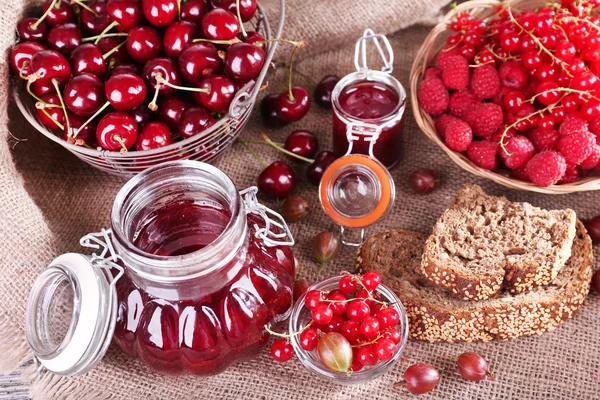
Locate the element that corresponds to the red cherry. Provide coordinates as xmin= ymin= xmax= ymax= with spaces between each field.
xmin=299 ymin=328 xmax=319 ymax=351
xmin=257 ymin=161 xmax=296 ymax=199
xmin=284 ymin=130 xmax=318 ymax=161
xmin=70 ymin=44 xmax=107 ymax=78
xmin=212 ymin=0 xmax=257 ymax=22
xmin=17 ymin=18 xmax=48 ymax=43
xmin=276 ymin=86 xmax=311 ymax=122
xmin=98 ymin=37 xmax=130 ymax=66
xmin=194 ymin=75 xmax=236 ymax=114
xmin=339 ymin=276 xmax=358 ymax=295
xmin=163 ymin=21 xmax=200 ymax=58
xmin=178 ymin=43 xmax=221 ymax=84
xmin=80 ymin=1 xmax=111 ymax=36
xmin=314 ymin=75 xmax=340 ymax=109
xmin=105 ymin=73 xmax=147 ymax=110
xmin=41 ymin=0 xmax=73 ymax=26
xmin=64 ymin=74 xmax=106 ymax=116
xmin=96 ymin=111 xmax=138 ymax=151
xmin=142 ymin=57 xmax=182 ymax=96
xmin=346 ymin=300 xmax=370 ymax=321
xmin=9 ymin=42 xmax=46 ymax=78
xmin=47 ymin=23 xmax=82 ymax=56
xmin=132 ymin=104 xmax=153 ymax=125
xmin=180 ymin=0 xmax=208 ymax=24
xmin=177 ymin=106 xmax=216 ymax=139
xmin=136 ymin=122 xmax=173 ymax=151
xmin=126 ymin=26 xmax=162 ymax=63
xmin=306 ymin=151 xmax=337 ymax=186
xmin=109 ymin=63 xmax=139 ymax=77
xmin=224 ymin=43 xmax=265 ymax=82
xmin=260 ymin=93 xmax=288 ymax=128
xmin=270 ymin=339 xmax=293 ymax=362
xmin=106 ymin=0 xmax=144 ymax=32
xmin=244 ymin=31 xmax=266 ymax=50
xmin=30 ymin=80 xmax=54 ymax=97
xmin=142 ymin=0 xmax=178 ymax=27
xmin=157 ymin=95 xmax=190 ymax=128
xmin=63 ymin=114 xmax=97 ymax=147
xmin=36 ymin=94 xmax=65 ymax=130
xmin=201 ymin=8 xmax=239 ymax=41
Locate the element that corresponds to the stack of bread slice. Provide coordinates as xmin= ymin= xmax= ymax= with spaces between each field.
xmin=356 ymin=184 xmax=594 ymax=342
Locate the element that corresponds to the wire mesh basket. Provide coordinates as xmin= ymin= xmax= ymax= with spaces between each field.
xmin=13 ymin=0 xmax=285 ymax=177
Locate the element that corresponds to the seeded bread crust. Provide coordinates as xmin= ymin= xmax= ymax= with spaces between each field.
xmin=356 ymin=224 xmax=592 ymax=342
xmin=421 ymin=184 xmax=577 ymax=301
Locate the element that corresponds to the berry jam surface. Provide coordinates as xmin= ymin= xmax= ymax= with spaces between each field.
xmin=113 ymin=201 xmax=295 ymax=374
xmin=333 ymin=81 xmax=404 ymax=168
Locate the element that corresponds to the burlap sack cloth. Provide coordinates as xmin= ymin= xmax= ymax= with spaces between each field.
xmin=1 ymin=0 xmax=600 ymax=398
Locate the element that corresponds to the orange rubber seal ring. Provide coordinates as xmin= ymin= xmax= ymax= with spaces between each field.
xmin=319 ymin=155 xmax=392 ymax=229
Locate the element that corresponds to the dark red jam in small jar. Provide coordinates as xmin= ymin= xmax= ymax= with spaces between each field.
xmin=331 ymin=30 xmax=406 ymax=169
xmin=25 ymin=161 xmax=296 ymax=376
xmin=110 ymin=162 xmax=296 ymax=374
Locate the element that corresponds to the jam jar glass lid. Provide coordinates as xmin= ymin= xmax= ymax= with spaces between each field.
xmin=25 ymin=231 xmax=122 ymax=376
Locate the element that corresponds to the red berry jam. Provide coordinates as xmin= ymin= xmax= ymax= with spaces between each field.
xmin=110 ymin=163 xmax=295 ymax=375
xmin=332 ymin=80 xmax=405 ymax=168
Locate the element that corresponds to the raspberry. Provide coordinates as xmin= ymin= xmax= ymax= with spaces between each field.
xmin=445 ymin=119 xmax=473 ymax=152
xmin=464 ymin=103 xmax=503 ymax=137
xmin=579 ymin=144 xmax=600 ymax=169
xmin=470 ymin=64 xmax=501 ymax=99
xmin=558 ymin=112 xmax=589 ymax=136
xmin=418 ymin=77 xmax=449 ymax=116
xmin=499 ymin=135 xmax=536 ymax=169
xmin=498 ymin=60 xmax=529 ymax=89
xmin=491 ymin=127 xmax=515 ymax=143
xmin=442 ymin=55 xmax=470 ymax=90
xmin=525 ymin=151 xmax=567 ymax=187
xmin=589 ymin=118 xmax=600 ymax=143
xmin=559 ymin=164 xmax=580 ymax=184
xmin=434 ymin=114 xmax=458 ymax=139
xmin=529 ymin=128 xmax=559 ymax=151
xmin=424 ymin=67 xmax=442 ymax=81
xmin=436 ymin=46 xmax=460 ymax=70
xmin=449 ymin=89 xmax=478 ymax=118
xmin=467 ymin=140 xmax=499 ymax=169
xmin=512 ymin=165 xmax=530 ymax=181
xmin=557 ymin=131 xmax=596 ymax=164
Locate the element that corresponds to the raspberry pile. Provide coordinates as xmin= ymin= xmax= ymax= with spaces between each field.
xmin=270 ymin=271 xmax=403 ymax=374
xmin=418 ymin=0 xmax=600 ymax=187
xmin=10 ymin=0 xmax=304 ymax=157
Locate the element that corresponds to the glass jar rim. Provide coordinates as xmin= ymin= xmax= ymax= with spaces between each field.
xmin=110 ymin=160 xmax=247 ymax=280
xmin=331 ymin=70 xmax=407 ymax=126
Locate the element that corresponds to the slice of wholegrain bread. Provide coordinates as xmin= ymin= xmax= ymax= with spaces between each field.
xmin=421 ymin=184 xmax=577 ymax=300
xmin=356 ymin=224 xmax=592 ymax=342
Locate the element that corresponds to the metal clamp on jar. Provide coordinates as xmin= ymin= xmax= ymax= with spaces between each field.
xmin=321 ymin=30 xmax=405 ymax=247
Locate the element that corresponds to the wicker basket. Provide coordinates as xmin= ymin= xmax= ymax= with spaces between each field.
xmin=13 ymin=0 xmax=285 ymax=177
xmin=410 ymin=0 xmax=600 ymax=194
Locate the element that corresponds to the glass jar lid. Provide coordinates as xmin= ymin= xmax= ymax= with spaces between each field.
xmin=319 ymin=154 xmax=395 ymax=229
xmin=25 ymin=231 xmax=122 ymax=376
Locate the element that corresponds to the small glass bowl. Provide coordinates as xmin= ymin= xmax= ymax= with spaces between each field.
xmin=289 ymin=275 xmax=409 ymax=384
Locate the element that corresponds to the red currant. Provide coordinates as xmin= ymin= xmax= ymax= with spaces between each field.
xmin=356 ymin=345 xmax=377 ymax=366
xmin=319 ymin=315 xmax=344 ymax=333
xmin=305 ymin=289 xmax=323 ymax=310
xmin=346 ymin=300 xmax=370 ymax=321
xmin=536 ymin=81 xmax=560 ymax=105
xmin=500 ymin=30 xmax=520 ymax=53
xmin=299 ymin=328 xmax=319 ymax=351
xmin=383 ymin=327 xmax=402 ymax=344
xmin=377 ymin=307 xmax=400 ymax=328
xmin=270 ymin=339 xmax=293 ymax=362
xmin=340 ymin=320 xmax=362 ymax=343
xmin=581 ymin=100 xmax=600 ymax=120
xmin=355 ymin=288 xmax=374 ymax=307
xmin=312 ymin=304 xmax=334 ymax=325
xmin=556 ymin=41 xmax=576 ymax=62
xmin=373 ymin=338 xmax=396 ymax=361
xmin=361 ymin=271 xmax=381 ymax=291
xmin=327 ymin=291 xmax=348 ymax=315
xmin=503 ymin=90 xmax=526 ymax=112
xmin=360 ymin=316 xmax=380 ymax=338
xmin=338 ymin=275 xmax=358 ymax=295
xmin=521 ymin=50 xmax=542 ymax=69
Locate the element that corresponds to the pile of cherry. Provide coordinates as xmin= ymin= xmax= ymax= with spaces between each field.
xmin=10 ymin=0 xmax=307 ymax=153
xmin=418 ymin=0 xmax=600 ymax=187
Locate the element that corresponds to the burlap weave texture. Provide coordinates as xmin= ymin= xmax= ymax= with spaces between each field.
xmin=1 ymin=0 xmax=599 ymax=399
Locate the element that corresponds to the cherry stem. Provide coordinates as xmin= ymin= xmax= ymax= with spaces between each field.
xmin=260 ymin=133 xmax=315 ymax=163
xmin=31 ymin=0 xmax=58 ymax=30
xmin=94 ymin=20 xmax=119 ymax=44
xmin=241 ymin=138 xmax=284 ymax=145
xmin=102 ymin=40 xmax=126 ymax=60
xmin=71 ymin=0 xmax=98 ymax=15
xmin=236 ymin=0 xmax=247 ymax=38
xmin=83 ymin=32 xmax=128 ymax=42
xmin=148 ymin=84 xmax=161 ymax=111
xmin=114 ymin=135 xmax=128 ymax=153
xmin=74 ymin=101 xmax=109 ymax=138
xmin=287 ymin=42 xmax=305 ymax=101
xmin=238 ymin=140 xmax=266 ymax=168
xmin=35 ymin=101 xmax=61 ymax=109
xmin=40 ymin=108 xmax=64 ymax=130
xmin=26 ymin=80 xmax=49 ymax=105
xmin=50 ymin=79 xmax=70 ymax=133
xmin=177 ymin=0 xmax=181 ymax=20
xmin=193 ymin=37 xmax=242 ymax=45
xmin=263 ymin=320 xmax=313 ymax=339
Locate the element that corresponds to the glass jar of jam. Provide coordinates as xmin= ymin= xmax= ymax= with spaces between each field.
xmin=25 ymin=161 xmax=295 ymax=376
xmin=331 ymin=30 xmax=406 ymax=168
